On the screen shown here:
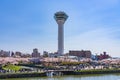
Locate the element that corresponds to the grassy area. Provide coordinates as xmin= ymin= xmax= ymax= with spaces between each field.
xmin=2 ymin=64 xmax=21 ymax=71
xmin=60 ymin=62 xmax=87 ymax=66
xmin=18 ymin=64 xmax=44 ymax=69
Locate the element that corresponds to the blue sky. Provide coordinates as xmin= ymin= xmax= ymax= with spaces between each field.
xmin=0 ymin=0 xmax=120 ymax=57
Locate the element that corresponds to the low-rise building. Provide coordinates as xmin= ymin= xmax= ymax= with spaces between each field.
xmin=97 ymin=52 xmax=110 ymax=60
xmin=69 ymin=50 xmax=91 ymax=58
xmin=15 ymin=51 xmax=22 ymax=57
xmin=32 ymin=48 xmax=40 ymax=58
xmin=0 ymin=50 xmax=11 ymax=57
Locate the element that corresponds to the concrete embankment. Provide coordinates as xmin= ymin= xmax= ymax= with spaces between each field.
xmin=0 ymin=72 xmax=46 ymax=79
xmin=74 ymin=69 xmax=120 ymax=75
xmin=0 ymin=69 xmax=120 ymax=79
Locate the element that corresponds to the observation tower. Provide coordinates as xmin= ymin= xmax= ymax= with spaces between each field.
xmin=54 ymin=11 xmax=68 ymax=55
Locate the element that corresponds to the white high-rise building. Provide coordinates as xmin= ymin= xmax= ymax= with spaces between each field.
xmin=54 ymin=11 xmax=68 ymax=55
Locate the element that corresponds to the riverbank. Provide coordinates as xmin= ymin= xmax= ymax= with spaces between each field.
xmin=0 ymin=69 xmax=120 ymax=79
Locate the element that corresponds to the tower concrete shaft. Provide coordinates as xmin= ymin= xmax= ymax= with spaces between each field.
xmin=54 ymin=11 xmax=68 ymax=55
xmin=58 ymin=20 xmax=64 ymax=55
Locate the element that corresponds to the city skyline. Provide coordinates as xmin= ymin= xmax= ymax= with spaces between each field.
xmin=0 ymin=0 xmax=120 ymax=57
